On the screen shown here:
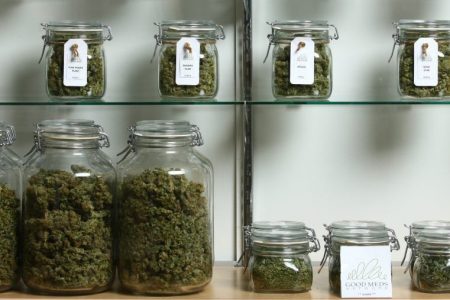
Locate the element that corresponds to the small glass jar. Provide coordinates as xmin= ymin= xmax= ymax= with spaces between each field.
xmin=154 ymin=21 xmax=225 ymax=99
xmin=403 ymin=221 xmax=450 ymax=278
xmin=22 ymin=120 xmax=115 ymax=295
xmin=249 ymin=221 xmax=320 ymax=293
xmin=411 ymin=229 xmax=450 ymax=293
xmin=117 ymin=120 xmax=213 ymax=295
xmin=392 ymin=20 xmax=450 ymax=98
xmin=0 ymin=123 xmax=20 ymax=292
xmin=320 ymin=221 xmax=400 ymax=294
xmin=265 ymin=21 xmax=339 ymax=100
xmin=40 ymin=22 xmax=112 ymax=100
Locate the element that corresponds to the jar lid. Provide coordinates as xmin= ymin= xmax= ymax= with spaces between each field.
xmin=329 ymin=220 xmax=386 ymax=230
xmin=35 ymin=119 xmax=109 ymax=149
xmin=155 ymin=20 xmax=225 ymax=41
xmin=130 ymin=120 xmax=203 ymax=146
xmin=411 ymin=220 xmax=450 ymax=231
xmin=0 ymin=122 xmax=16 ymax=147
xmin=267 ymin=20 xmax=339 ymax=42
xmin=393 ymin=19 xmax=450 ymax=43
xmin=396 ymin=19 xmax=450 ymax=30
xmin=415 ymin=229 xmax=450 ymax=253
xmin=41 ymin=21 xmax=113 ymax=42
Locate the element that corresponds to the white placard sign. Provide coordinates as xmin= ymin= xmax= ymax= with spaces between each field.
xmin=340 ymin=246 xmax=392 ymax=298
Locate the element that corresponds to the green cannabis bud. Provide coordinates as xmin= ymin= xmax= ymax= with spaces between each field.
xmin=47 ymin=43 xmax=105 ymax=98
xmin=329 ymin=256 xmax=341 ymax=293
xmin=399 ymin=41 xmax=450 ymax=98
xmin=0 ymin=184 xmax=19 ymax=291
xmin=119 ymin=168 xmax=212 ymax=294
xmin=159 ymin=43 xmax=217 ymax=98
xmin=414 ymin=254 xmax=450 ymax=292
xmin=273 ymin=43 xmax=331 ymax=99
xmin=251 ymin=256 xmax=312 ymax=293
xmin=23 ymin=166 xmax=114 ymax=293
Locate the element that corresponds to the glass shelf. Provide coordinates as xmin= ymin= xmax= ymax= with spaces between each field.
xmin=2 ymin=98 xmax=450 ymax=106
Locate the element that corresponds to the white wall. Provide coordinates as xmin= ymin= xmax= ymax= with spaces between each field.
xmin=0 ymin=0 xmax=237 ymax=261
xmin=252 ymin=0 xmax=450 ymax=262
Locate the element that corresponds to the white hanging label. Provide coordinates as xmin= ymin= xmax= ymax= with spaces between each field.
xmin=414 ymin=38 xmax=438 ymax=87
xmin=176 ymin=37 xmax=200 ymax=86
xmin=340 ymin=246 xmax=392 ymax=298
xmin=63 ymin=39 xmax=88 ymax=87
xmin=290 ymin=37 xmax=315 ymax=85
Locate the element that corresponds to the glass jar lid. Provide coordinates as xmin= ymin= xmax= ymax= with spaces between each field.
xmin=155 ymin=20 xmax=225 ymax=42
xmin=394 ymin=19 xmax=450 ymax=41
xmin=42 ymin=21 xmax=113 ymax=41
xmin=411 ymin=220 xmax=450 ymax=232
xmin=414 ymin=229 xmax=450 ymax=254
xmin=328 ymin=220 xmax=386 ymax=231
xmin=267 ymin=20 xmax=339 ymax=42
xmin=34 ymin=119 xmax=109 ymax=150
xmin=0 ymin=122 xmax=16 ymax=147
xmin=250 ymin=221 xmax=320 ymax=255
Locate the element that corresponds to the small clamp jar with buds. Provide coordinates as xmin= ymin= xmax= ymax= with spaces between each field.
xmin=153 ymin=21 xmax=225 ymax=99
xmin=248 ymin=221 xmax=320 ymax=293
xmin=117 ymin=120 xmax=213 ymax=295
xmin=390 ymin=20 xmax=450 ymax=99
xmin=40 ymin=22 xmax=112 ymax=100
xmin=264 ymin=21 xmax=339 ymax=100
xmin=22 ymin=120 xmax=115 ymax=295
xmin=319 ymin=220 xmax=400 ymax=294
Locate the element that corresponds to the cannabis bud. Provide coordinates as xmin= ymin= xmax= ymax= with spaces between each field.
xmin=23 ymin=166 xmax=114 ymax=294
xmin=119 ymin=168 xmax=212 ymax=294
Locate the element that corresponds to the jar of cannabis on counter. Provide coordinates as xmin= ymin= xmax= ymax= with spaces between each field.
xmin=410 ymin=229 xmax=450 ymax=292
xmin=391 ymin=20 xmax=450 ymax=99
xmin=320 ymin=220 xmax=400 ymax=294
xmin=248 ymin=221 xmax=320 ymax=293
xmin=22 ymin=120 xmax=115 ymax=295
xmin=265 ymin=20 xmax=339 ymax=100
xmin=0 ymin=123 xmax=20 ymax=292
xmin=117 ymin=120 xmax=213 ymax=295
xmin=403 ymin=220 xmax=450 ymax=277
xmin=40 ymin=22 xmax=112 ymax=100
xmin=154 ymin=21 xmax=225 ymax=99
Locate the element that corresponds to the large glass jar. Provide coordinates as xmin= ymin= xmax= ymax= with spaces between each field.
xmin=40 ymin=22 xmax=112 ymax=100
xmin=411 ymin=229 xmax=450 ymax=292
xmin=392 ymin=20 xmax=450 ymax=98
xmin=117 ymin=120 xmax=213 ymax=295
xmin=266 ymin=21 xmax=339 ymax=100
xmin=22 ymin=120 xmax=115 ymax=295
xmin=154 ymin=21 xmax=225 ymax=99
xmin=0 ymin=123 xmax=20 ymax=292
xmin=403 ymin=220 xmax=450 ymax=277
xmin=249 ymin=221 xmax=320 ymax=293
xmin=320 ymin=221 xmax=400 ymax=294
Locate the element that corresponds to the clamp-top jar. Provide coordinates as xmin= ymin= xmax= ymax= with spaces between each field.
xmin=0 ymin=122 xmax=20 ymax=292
xmin=391 ymin=20 xmax=450 ymax=98
xmin=403 ymin=221 xmax=450 ymax=278
xmin=117 ymin=121 xmax=213 ymax=295
xmin=320 ymin=221 xmax=400 ymax=294
xmin=410 ymin=229 xmax=450 ymax=292
xmin=22 ymin=120 xmax=115 ymax=295
xmin=249 ymin=221 xmax=320 ymax=293
xmin=265 ymin=21 xmax=339 ymax=100
xmin=40 ymin=22 xmax=112 ymax=100
xmin=154 ymin=21 xmax=225 ymax=99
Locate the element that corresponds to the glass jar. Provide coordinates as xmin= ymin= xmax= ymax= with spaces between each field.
xmin=265 ymin=21 xmax=339 ymax=100
xmin=392 ymin=20 xmax=450 ymax=98
xmin=40 ymin=22 xmax=112 ymax=100
xmin=411 ymin=229 xmax=450 ymax=292
xmin=249 ymin=221 xmax=320 ymax=293
xmin=0 ymin=123 xmax=20 ymax=292
xmin=403 ymin=220 xmax=450 ymax=277
xmin=22 ymin=120 xmax=115 ymax=295
xmin=117 ymin=120 xmax=213 ymax=295
xmin=320 ymin=221 xmax=400 ymax=294
xmin=154 ymin=21 xmax=225 ymax=99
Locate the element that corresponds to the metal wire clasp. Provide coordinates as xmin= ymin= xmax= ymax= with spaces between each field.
xmin=388 ymin=22 xmax=400 ymax=63
xmin=191 ymin=125 xmax=204 ymax=146
xmin=318 ymin=223 xmax=331 ymax=273
xmin=117 ymin=125 xmax=136 ymax=164
xmin=151 ymin=22 xmax=162 ymax=63
xmin=235 ymin=225 xmax=252 ymax=270
xmin=263 ymin=21 xmax=275 ymax=63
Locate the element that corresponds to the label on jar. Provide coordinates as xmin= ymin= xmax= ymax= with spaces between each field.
xmin=340 ymin=246 xmax=392 ymax=298
xmin=176 ymin=37 xmax=200 ymax=86
xmin=63 ymin=39 xmax=88 ymax=87
xmin=414 ymin=38 xmax=438 ymax=87
xmin=290 ymin=37 xmax=315 ymax=85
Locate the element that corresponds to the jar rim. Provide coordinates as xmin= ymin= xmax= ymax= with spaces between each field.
xmin=271 ymin=20 xmax=330 ymax=31
xmin=329 ymin=220 xmax=386 ymax=230
xmin=252 ymin=221 xmax=306 ymax=230
xmin=133 ymin=120 xmax=195 ymax=139
xmin=397 ymin=19 xmax=450 ymax=30
xmin=411 ymin=220 xmax=450 ymax=230
xmin=43 ymin=21 xmax=106 ymax=32
xmin=157 ymin=20 xmax=225 ymax=41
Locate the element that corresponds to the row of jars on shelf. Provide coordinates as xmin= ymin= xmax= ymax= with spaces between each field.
xmin=38 ymin=19 xmax=450 ymax=101
xmin=0 ymin=119 xmax=214 ymax=295
xmin=246 ymin=220 xmax=450 ymax=294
